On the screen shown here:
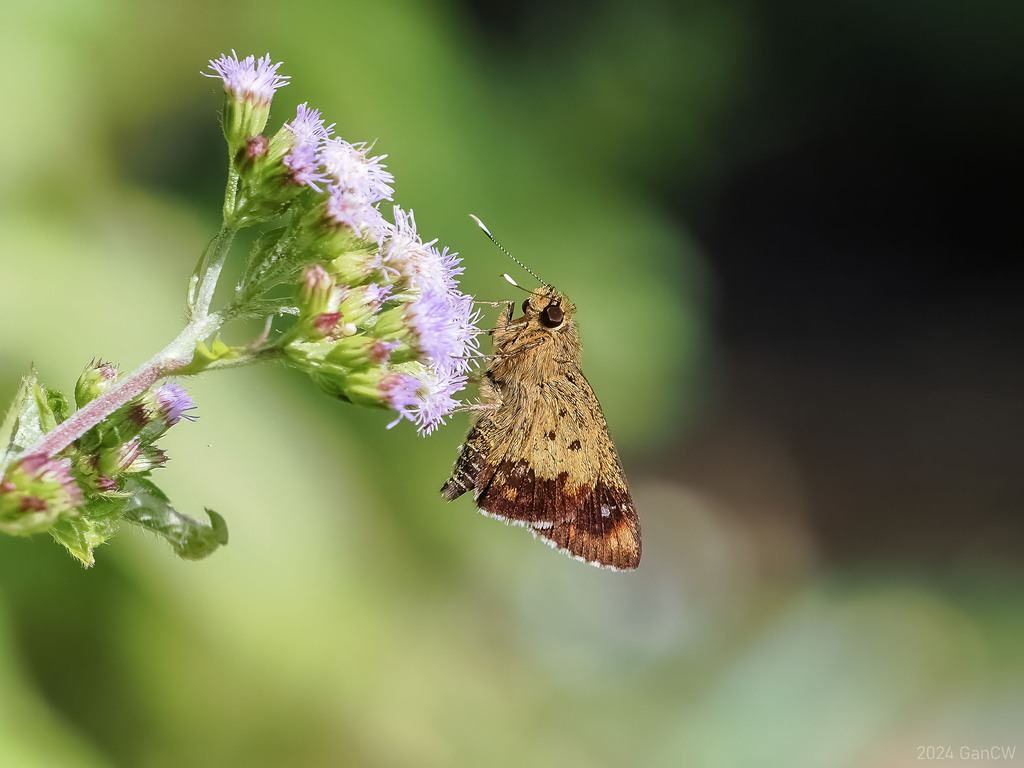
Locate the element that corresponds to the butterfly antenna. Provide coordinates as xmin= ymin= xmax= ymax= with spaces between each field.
xmin=469 ymin=214 xmax=547 ymax=285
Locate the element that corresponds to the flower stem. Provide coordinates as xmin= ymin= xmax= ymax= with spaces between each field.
xmin=29 ymin=162 xmax=242 ymax=462
xmin=22 ymin=314 xmax=222 ymax=461
xmin=187 ymin=162 xmax=240 ymax=315
xmin=187 ymin=224 xmax=238 ymax=316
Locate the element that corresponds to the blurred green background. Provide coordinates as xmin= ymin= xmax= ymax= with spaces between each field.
xmin=1 ymin=1 xmax=1021 ymax=766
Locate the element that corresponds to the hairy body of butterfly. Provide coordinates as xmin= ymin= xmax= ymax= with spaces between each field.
xmin=441 ymin=285 xmax=641 ymax=570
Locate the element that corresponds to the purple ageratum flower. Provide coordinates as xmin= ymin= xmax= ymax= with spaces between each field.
xmin=283 ymin=103 xmax=333 ymax=192
xmin=362 ymin=282 xmax=393 ymax=310
xmin=153 ymin=382 xmax=197 ymax=427
xmin=406 ymin=286 xmax=481 ymax=375
xmin=409 ymin=368 xmax=467 ymax=435
xmin=325 ymin=185 xmax=388 ymax=243
xmin=382 ymin=207 xmax=465 ymax=294
xmin=447 ymin=291 xmax=482 ymax=373
xmin=320 ymin=139 xmax=395 ymax=203
xmin=379 ymin=371 xmax=423 ymax=428
xmin=205 ymin=51 xmax=289 ymax=104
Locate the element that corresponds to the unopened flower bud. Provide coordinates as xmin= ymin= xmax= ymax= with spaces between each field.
xmin=299 ymin=265 xmax=336 ymax=316
xmin=0 ymin=455 xmax=82 ymax=535
xmin=97 ymin=437 xmax=142 ymax=477
xmin=75 ymin=360 xmax=119 ymax=407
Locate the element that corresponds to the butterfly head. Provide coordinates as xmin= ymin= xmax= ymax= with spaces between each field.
xmin=520 ymin=285 xmax=576 ymax=331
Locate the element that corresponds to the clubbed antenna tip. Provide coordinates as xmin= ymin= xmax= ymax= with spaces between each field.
xmin=467 ymin=214 xmax=546 ymax=286
xmin=469 ymin=213 xmax=492 ymax=237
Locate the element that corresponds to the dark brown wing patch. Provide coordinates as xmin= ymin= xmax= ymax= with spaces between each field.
xmin=530 ymin=480 xmax=641 ymax=570
xmin=475 ymin=460 xmax=582 ymax=526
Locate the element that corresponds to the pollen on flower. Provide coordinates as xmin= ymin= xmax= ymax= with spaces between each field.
xmin=205 ymin=51 xmax=289 ymax=104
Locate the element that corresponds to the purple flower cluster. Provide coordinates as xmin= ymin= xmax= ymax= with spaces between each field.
xmin=205 ymin=51 xmax=289 ymax=104
xmin=321 ymin=139 xmax=395 ymax=202
xmin=408 ymin=369 xmax=467 ymax=435
xmin=205 ymin=52 xmax=482 ymax=435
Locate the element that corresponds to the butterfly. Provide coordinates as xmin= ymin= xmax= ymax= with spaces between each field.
xmin=441 ymin=237 xmax=641 ymax=571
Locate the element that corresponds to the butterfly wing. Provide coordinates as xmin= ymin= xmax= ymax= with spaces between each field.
xmin=524 ymin=370 xmax=641 ymax=570
xmin=441 ymin=367 xmax=641 ymax=570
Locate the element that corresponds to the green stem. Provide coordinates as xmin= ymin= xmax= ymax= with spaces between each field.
xmin=22 ymin=313 xmax=223 ymax=461
xmin=187 ymin=162 xmax=241 ymax=314
xmin=198 ymin=346 xmax=285 ymax=373
xmin=188 ymin=226 xmax=238 ymax=319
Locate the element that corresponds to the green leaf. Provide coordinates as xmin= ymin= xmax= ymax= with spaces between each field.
xmin=177 ymin=339 xmax=245 ymax=375
xmin=45 ymin=386 xmax=71 ymax=425
xmin=0 ymin=373 xmax=59 ymax=477
xmin=50 ymin=516 xmax=119 ymax=568
xmin=49 ymin=496 xmax=129 ymax=566
xmin=121 ymin=478 xmax=229 ymax=560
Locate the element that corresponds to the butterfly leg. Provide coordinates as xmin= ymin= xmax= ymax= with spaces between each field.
xmin=449 ymin=403 xmax=499 ymax=414
xmin=494 ymin=301 xmax=514 ymax=334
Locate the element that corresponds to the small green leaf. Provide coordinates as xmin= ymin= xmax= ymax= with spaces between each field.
xmin=45 ymin=387 xmax=71 ymax=425
xmin=121 ymin=478 xmax=229 ymax=560
xmin=178 ymin=339 xmax=245 ymax=375
xmin=0 ymin=373 xmax=58 ymax=476
xmin=49 ymin=496 xmax=129 ymax=566
xmin=50 ymin=515 xmax=119 ymax=568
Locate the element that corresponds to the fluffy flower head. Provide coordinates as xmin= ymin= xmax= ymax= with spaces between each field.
xmin=283 ymin=103 xmax=332 ymax=191
xmin=205 ymin=51 xmax=289 ymax=104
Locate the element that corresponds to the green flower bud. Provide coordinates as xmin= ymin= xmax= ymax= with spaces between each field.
xmin=299 ymin=265 xmax=337 ymax=317
xmin=75 ymin=360 xmax=119 ymax=408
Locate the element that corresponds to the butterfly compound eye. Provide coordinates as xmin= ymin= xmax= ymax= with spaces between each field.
xmin=540 ymin=303 xmax=564 ymax=328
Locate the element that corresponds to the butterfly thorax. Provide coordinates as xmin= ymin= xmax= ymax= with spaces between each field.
xmin=489 ymin=286 xmax=581 ymax=387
